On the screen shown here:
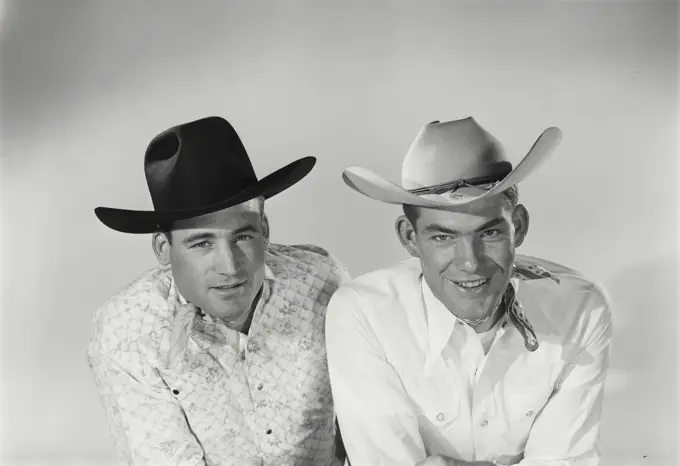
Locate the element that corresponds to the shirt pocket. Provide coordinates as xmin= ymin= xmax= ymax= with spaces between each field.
xmin=160 ymin=366 xmax=201 ymax=404
xmin=159 ymin=353 xmax=223 ymax=411
xmin=503 ymin=383 xmax=554 ymax=446
xmin=403 ymin=368 xmax=462 ymax=430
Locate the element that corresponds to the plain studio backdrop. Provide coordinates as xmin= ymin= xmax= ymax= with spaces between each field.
xmin=0 ymin=1 xmax=678 ymax=465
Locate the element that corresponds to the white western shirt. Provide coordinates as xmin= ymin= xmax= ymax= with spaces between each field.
xmin=325 ymin=254 xmax=613 ymax=466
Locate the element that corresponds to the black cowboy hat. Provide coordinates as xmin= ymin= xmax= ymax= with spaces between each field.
xmin=94 ymin=116 xmax=316 ymax=234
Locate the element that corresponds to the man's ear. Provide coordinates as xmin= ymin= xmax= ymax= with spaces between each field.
xmin=512 ymin=204 xmax=530 ymax=248
xmin=395 ymin=215 xmax=420 ymax=258
xmin=261 ymin=213 xmax=270 ymax=245
xmin=152 ymin=232 xmax=171 ymax=266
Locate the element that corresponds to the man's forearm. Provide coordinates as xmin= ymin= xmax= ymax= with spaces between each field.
xmin=417 ymin=455 xmax=498 ymax=466
xmin=452 ymin=460 xmax=496 ymax=466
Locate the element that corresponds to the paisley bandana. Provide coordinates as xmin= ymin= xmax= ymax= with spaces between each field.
xmin=503 ymin=262 xmax=561 ymax=352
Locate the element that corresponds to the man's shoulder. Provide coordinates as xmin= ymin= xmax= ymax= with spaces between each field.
xmin=515 ymin=254 xmax=612 ymax=336
xmin=332 ymin=258 xmax=422 ymax=308
xmin=266 ymin=242 xmax=350 ymax=284
xmin=515 ymin=254 xmax=609 ymax=300
xmin=89 ymin=266 xmax=174 ymax=358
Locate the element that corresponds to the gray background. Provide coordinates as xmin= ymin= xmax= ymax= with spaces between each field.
xmin=1 ymin=1 xmax=677 ymax=465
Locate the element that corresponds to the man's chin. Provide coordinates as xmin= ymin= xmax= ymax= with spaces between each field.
xmin=444 ymin=291 xmax=501 ymax=318
xmin=200 ymin=298 xmax=246 ymax=319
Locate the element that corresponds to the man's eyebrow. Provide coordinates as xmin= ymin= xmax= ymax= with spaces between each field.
xmin=421 ymin=218 xmax=506 ymax=235
xmin=231 ymin=225 xmax=259 ymax=235
xmin=422 ymin=224 xmax=457 ymax=235
xmin=181 ymin=232 xmax=216 ymax=245
xmin=475 ymin=218 xmax=506 ymax=231
xmin=180 ymin=225 xmax=259 ymax=245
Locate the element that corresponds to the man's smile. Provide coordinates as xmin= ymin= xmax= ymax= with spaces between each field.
xmin=446 ymin=277 xmax=490 ymax=293
xmin=210 ymin=280 xmax=247 ymax=294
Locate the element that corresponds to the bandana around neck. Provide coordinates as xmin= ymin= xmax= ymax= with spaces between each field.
xmin=498 ymin=262 xmax=561 ymax=352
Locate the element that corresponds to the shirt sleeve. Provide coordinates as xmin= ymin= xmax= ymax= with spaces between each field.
xmin=88 ymin=345 xmax=206 ymax=466
xmin=517 ymin=286 xmax=614 ymax=466
xmin=325 ymin=285 xmax=427 ymax=466
xmin=328 ymin=251 xmax=353 ymax=286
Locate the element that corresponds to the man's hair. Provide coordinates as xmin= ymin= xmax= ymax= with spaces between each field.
xmin=158 ymin=196 xmax=266 ymax=244
xmin=402 ymin=185 xmax=519 ymax=226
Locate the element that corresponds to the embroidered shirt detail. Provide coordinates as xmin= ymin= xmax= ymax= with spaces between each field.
xmin=88 ymin=244 xmax=350 ymax=466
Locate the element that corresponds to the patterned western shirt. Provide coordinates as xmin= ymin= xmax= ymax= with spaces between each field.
xmin=88 ymin=243 xmax=351 ymax=466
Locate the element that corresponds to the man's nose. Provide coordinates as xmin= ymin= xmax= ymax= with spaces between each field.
xmin=213 ymin=243 xmax=240 ymax=275
xmin=455 ymin=237 xmax=482 ymax=273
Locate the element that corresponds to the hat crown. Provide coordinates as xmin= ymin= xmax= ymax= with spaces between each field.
xmin=144 ymin=116 xmax=257 ymax=211
xmin=401 ymin=117 xmax=509 ymax=190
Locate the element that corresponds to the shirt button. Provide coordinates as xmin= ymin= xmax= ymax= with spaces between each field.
xmin=436 ymin=413 xmax=445 ymax=421
xmin=257 ymin=383 xmax=263 ymax=391
xmin=526 ymin=410 xmax=534 ymax=417
xmin=265 ymin=429 xmax=272 ymax=435
xmin=172 ymin=389 xmax=180 ymax=395
xmin=481 ymin=420 xmax=488 ymax=427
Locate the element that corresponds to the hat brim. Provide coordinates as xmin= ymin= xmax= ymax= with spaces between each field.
xmin=95 ymin=156 xmax=316 ymax=234
xmin=342 ymin=127 xmax=562 ymax=207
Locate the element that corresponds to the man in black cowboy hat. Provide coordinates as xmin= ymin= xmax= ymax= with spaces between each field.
xmin=87 ymin=116 xmax=350 ymax=465
xmin=326 ymin=118 xmax=613 ymax=466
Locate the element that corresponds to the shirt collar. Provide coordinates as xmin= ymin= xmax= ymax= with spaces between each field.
xmin=421 ymin=275 xmax=459 ymax=357
xmin=422 ymin=277 xmax=514 ymax=357
xmin=421 ymin=261 xmax=560 ymax=357
xmin=165 ymin=264 xmax=275 ymax=368
xmin=264 ymin=263 xmax=275 ymax=281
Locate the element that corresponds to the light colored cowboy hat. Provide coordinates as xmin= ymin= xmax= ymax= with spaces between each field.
xmin=342 ymin=117 xmax=562 ymax=207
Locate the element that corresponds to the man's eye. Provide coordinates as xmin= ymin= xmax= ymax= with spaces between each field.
xmin=432 ymin=235 xmax=452 ymax=242
xmin=191 ymin=241 xmax=211 ymax=249
xmin=482 ymin=229 xmax=500 ymax=238
xmin=235 ymin=234 xmax=254 ymax=242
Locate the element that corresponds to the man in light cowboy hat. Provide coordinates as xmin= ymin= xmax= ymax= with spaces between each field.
xmin=325 ymin=118 xmax=613 ymax=466
xmin=87 ymin=116 xmax=350 ymax=465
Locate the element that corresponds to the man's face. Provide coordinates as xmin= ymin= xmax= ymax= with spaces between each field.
xmin=398 ymin=194 xmax=528 ymax=322
xmin=154 ymin=200 xmax=268 ymax=325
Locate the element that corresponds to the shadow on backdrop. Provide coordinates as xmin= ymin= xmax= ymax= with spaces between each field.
xmin=599 ymin=252 xmax=678 ymax=464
